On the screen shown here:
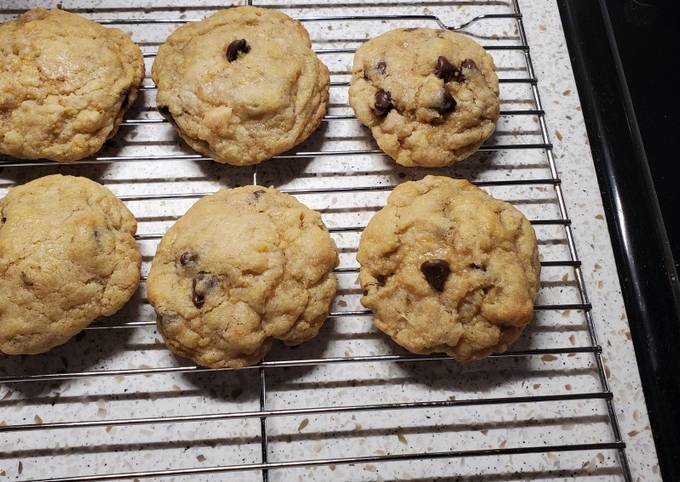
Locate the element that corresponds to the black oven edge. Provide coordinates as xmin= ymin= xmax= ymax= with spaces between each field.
xmin=556 ymin=1 xmax=680 ymax=479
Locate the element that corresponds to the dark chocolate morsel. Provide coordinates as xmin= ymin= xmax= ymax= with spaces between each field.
xmin=376 ymin=61 xmax=387 ymax=75
xmin=376 ymin=274 xmax=387 ymax=287
xmin=439 ymin=90 xmax=457 ymax=114
xmin=420 ymin=259 xmax=451 ymax=292
xmin=373 ymin=89 xmax=393 ymax=116
xmin=226 ymin=39 xmax=250 ymax=62
xmin=461 ymin=58 xmax=477 ymax=71
xmin=191 ymin=271 xmax=217 ymax=308
xmin=179 ymin=251 xmax=199 ymax=266
xmin=252 ymin=189 xmax=265 ymax=200
xmin=362 ymin=290 xmax=369 ymax=296
xmin=434 ymin=56 xmax=458 ymax=83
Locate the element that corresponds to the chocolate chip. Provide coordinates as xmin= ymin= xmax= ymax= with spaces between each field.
xmin=191 ymin=272 xmax=217 ymax=308
xmin=420 ymin=259 xmax=451 ymax=292
xmin=179 ymin=251 xmax=199 ymax=266
xmin=376 ymin=61 xmax=387 ymax=75
xmin=439 ymin=90 xmax=457 ymax=114
xmin=251 ymin=189 xmax=265 ymax=201
xmin=376 ymin=274 xmax=387 ymax=287
xmin=362 ymin=290 xmax=369 ymax=296
xmin=469 ymin=263 xmax=486 ymax=272
xmin=373 ymin=89 xmax=393 ymax=116
xmin=461 ymin=58 xmax=477 ymax=71
xmin=226 ymin=39 xmax=250 ymax=62
xmin=435 ymin=56 xmax=459 ymax=83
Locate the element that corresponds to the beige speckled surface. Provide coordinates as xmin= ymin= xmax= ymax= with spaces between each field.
xmin=0 ymin=1 xmax=661 ymax=481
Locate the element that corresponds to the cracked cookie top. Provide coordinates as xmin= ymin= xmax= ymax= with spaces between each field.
xmin=349 ymin=28 xmax=500 ymax=167
xmin=0 ymin=8 xmax=144 ymax=162
xmin=151 ymin=7 xmax=329 ymax=166
xmin=147 ymin=186 xmax=338 ymax=368
xmin=0 ymin=175 xmax=141 ymax=354
xmin=357 ymin=176 xmax=540 ymax=361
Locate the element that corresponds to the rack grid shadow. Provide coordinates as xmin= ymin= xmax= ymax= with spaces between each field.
xmin=0 ymin=1 xmax=633 ymax=481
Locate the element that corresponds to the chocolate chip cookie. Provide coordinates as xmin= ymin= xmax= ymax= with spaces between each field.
xmin=147 ymin=186 xmax=338 ymax=368
xmin=357 ymin=176 xmax=540 ymax=361
xmin=0 ymin=8 xmax=144 ymax=162
xmin=349 ymin=29 xmax=500 ymax=167
xmin=152 ymin=7 xmax=329 ymax=166
xmin=0 ymin=175 xmax=141 ymax=354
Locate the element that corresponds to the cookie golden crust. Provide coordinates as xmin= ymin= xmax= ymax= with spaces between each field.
xmin=147 ymin=186 xmax=338 ymax=368
xmin=0 ymin=8 xmax=144 ymax=162
xmin=152 ymin=7 xmax=330 ymax=166
xmin=357 ymin=176 xmax=540 ymax=362
xmin=0 ymin=175 xmax=141 ymax=355
xmin=349 ymin=28 xmax=500 ymax=167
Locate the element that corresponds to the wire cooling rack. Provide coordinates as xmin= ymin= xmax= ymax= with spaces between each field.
xmin=0 ymin=1 xmax=634 ymax=481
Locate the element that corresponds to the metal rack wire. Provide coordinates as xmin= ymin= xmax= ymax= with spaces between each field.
xmin=0 ymin=1 xmax=633 ymax=481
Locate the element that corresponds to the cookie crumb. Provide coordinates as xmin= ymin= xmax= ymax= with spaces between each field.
xmin=541 ymin=354 xmax=559 ymax=362
xmin=297 ymin=418 xmax=309 ymax=431
xmin=196 ymin=455 xmax=206 ymax=462
xmin=33 ymin=415 xmax=43 ymax=425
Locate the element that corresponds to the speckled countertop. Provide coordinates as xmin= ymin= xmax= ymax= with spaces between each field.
xmin=0 ymin=1 xmax=662 ymax=481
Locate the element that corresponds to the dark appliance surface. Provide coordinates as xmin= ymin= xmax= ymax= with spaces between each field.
xmin=557 ymin=0 xmax=680 ymax=480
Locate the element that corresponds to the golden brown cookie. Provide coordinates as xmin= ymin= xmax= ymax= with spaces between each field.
xmin=357 ymin=176 xmax=540 ymax=361
xmin=0 ymin=8 xmax=144 ymax=162
xmin=147 ymin=186 xmax=338 ymax=368
xmin=349 ymin=28 xmax=500 ymax=167
xmin=152 ymin=7 xmax=329 ymax=166
xmin=0 ymin=175 xmax=141 ymax=354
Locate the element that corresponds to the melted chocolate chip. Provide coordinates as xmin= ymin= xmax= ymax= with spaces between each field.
xmin=179 ymin=251 xmax=199 ymax=266
xmin=226 ymin=39 xmax=250 ymax=62
xmin=376 ymin=274 xmax=387 ymax=287
xmin=461 ymin=58 xmax=477 ymax=71
xmin=435 ymin=56 xmax=458 ymax=83
xmin=374 ymin=89 xmax=393 ymax=116
xmin=420 ymin=259 xmax=451 ymax=292
xmin=252 ymin=189 xmax=265 ymax=200
xmin=439 ymin=90 xmax=457 ymax=114
xmin=192 ymin=271 xmax=217 ymax=308
xmin=362 ymin=289 xmax=369 ymax=296
xmin=376 ymin=61 xmax=387 ymax=75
